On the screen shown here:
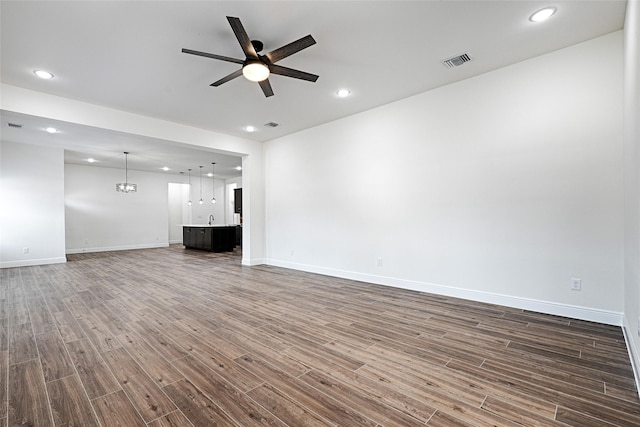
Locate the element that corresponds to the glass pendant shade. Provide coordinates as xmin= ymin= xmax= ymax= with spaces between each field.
xmin=116 ymin=183 xmax=137 ymax=193
xmin=116 ymin=152 xmax=137 ymax=193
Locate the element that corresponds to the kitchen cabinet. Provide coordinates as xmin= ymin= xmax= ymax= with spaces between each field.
xmin=234 ymin=188 xmax=242 ymax=214
xmin=182 ymin=226 xmax=236 ymax=252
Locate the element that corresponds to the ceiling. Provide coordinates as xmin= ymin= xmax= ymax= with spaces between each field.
xmin=0 ymin=110 xmax=243 ymax=178
xmin=0 ymin=1 xmax=626 ymax=175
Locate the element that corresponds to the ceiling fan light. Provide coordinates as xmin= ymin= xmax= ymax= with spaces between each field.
xmin=243 ymin=62 xmax=269 ymax=82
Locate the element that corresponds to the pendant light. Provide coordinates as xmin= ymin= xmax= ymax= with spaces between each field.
xmin=211 ymin=162 xmax=217 ymax=204
xmin=187 ymin=169 xmax=193 ymax=206
xmin=116 ymin=152 xmax=137 ymax=193
xmin=198 ymin=166 xmax=204 ymax=205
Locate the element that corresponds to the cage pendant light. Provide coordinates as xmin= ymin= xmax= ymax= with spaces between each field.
xmin=116 ymin=152 xmax=137 ymax=193
xmin=211 ymin=162 xmax=217 ymax=204
xmin=198 ymin=166 xmax=204 ymax=205
xmin=187 ymin=169 xmax=193 ymax=206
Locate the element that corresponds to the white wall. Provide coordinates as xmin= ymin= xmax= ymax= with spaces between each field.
xmin=186 ymin=171 xmax=227 ymax=226
xmin=65 ymin=163 xmax=187 ymax=253
xmin=66 ymin=164 xmax=231 ymax=251
xmin=265 ymin=32 xmax=624 ymax=324
xmin=0 ymin=141 xmax=66 ymax=267
xmin=168 ymin=183 xmax=190 ymax=243
xmin=623 ymin=0 xmax=640 ymax=384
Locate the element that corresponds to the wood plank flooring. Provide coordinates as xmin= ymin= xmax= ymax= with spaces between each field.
xmin=1 ymin=245 xmax=639 ymax=426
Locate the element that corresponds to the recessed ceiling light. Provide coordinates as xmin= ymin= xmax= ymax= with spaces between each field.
xmin=87 ymin=158 xmax=96 ymax=163
xmin=207 ymin=172 xmax=213 ymax=177
xmin=45 ymin=127 xmax=57 ymax=134
xmin=530 ymin=7 xmax=556 ymax=22
xmin=34 ymin=70 xmax=54 ymax=79
xmin=245 ymin=125 xmax=256 ymax=132
xmin=235 ymin=166 xmax=242 ymax=171
xmin=162 ymin=167 xmax=170 ymax=171
xmin=336 ymin=89 xmax=351 ymax=98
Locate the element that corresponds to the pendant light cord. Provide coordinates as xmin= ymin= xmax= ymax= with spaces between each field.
xmin=211 ymin=162 xmax=216 ymax=204
xmin=188 ymin=169 xmax=192 ymax=204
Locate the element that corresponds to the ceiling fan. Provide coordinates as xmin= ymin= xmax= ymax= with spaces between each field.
xmin=182 ymin=16 xmax=319 ymax=97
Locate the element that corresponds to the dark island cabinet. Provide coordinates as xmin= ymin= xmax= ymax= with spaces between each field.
xmin=183 ymin=227 xmax=195 ymax=247
xmin=183 ymin=226 xmax=236 ymax=252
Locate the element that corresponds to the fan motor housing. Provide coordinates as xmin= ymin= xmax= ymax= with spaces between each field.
xmin=251 ymin=40 xmax=264 ymax=52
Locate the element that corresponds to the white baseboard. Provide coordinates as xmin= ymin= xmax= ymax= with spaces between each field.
xmin=169 ymin=239 xmax=183 ymax=244
xmin=266 ymin=259 xmax=623 ymax=326
xmin=66 ymin=243 xmax=169 ymax=255
xmin=0 ymin=256 xmax=67 ymax=269
xmin=243 ymin=257 xmax=266 ymax=266
xmin=622 ymin=316 xmax=640 ymax=396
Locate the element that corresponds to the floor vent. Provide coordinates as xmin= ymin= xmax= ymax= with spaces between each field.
xmin=8 ymin=123 xmax=23 ymax=128
xmin=442 ymin=52 xmax=472 ymax=68
xmin=264 ymin=122 xmax=279 ymax=128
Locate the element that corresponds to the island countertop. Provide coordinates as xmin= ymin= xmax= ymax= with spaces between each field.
xmin=182 ymin=224 xmax=240 ymax=227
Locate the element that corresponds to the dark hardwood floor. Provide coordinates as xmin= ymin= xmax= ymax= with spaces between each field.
xmin=2 ymin=245 xmax=639 ymax=426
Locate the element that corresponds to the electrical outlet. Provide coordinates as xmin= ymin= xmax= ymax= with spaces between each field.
xmin=22 ymin=247 xmax=29 ymax=254
xmin=377 ymin=257 xmax=383 ymax=267
xmin=571 ymin=277 xmax=582 ymax=291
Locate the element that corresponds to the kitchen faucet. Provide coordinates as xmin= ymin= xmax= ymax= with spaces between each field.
xmin=208 ymin=214 xmax=214 ymax=225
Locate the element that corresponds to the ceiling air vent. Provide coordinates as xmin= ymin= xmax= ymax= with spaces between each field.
xmin=7 ymin=123 xmax=23 ymax=128
xmin=264 ymin=122 xmax=279 ymax=128
xmin=442 ymin=53 xmax=472 ymax=68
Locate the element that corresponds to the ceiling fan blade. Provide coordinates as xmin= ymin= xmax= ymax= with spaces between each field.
xmin=210 ymin=69 xmax=243 ymax=87
xmin=227 ymin=16 xmax=258 ymax=59
xmin=265 ymin=35 xmax=316 ymax=64
xmin=181 ymin=48 xmax=244 ymax=64
xmin=259 ymin=79 xmax=274 ymax=97
xmin=269 ymin=64 xmax=319 ymax=82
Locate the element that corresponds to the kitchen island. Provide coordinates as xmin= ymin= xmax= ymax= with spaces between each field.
xmin=182 ymin=225 xmax=237 ymax=252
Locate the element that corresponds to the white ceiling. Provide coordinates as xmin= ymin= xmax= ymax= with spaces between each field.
xmin=0 ymin=110 xmax=243 ymax=178
xmin=0 ymin=1 xmax=626 ymax=175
